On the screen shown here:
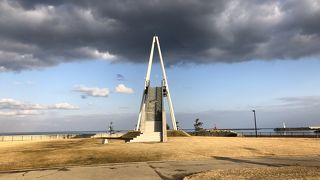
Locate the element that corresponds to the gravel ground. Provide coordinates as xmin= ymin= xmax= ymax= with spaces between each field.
xmin=184 ymin=166 xmax=320 ymax=180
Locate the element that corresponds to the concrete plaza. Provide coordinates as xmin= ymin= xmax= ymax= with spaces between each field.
xmin=1 ymin=155 xmax=319 ymax=180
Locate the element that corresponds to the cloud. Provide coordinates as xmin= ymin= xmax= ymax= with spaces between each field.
xmin=50 ymin=103 xmax=79 ymax=110
xmin=277 ymin=96 xmax=320 ymax=108
xmin=0 ymin=98 xmax=48 ymax=110
xmin=74 ymin=86 xmax=110 ymax=97
xmin=115 ymin=84 xmax=134 ymax=94
xmin=74 ymin=84 xmax=133 ymax=97
xmin=0 ymin=66 xmax=7 ymax=72
xmin=175 ymin=107 xmax=320 ymax=129
xmin=0 ymin=110 xmax=41 ymax=117
xmin=173 ymin=95 xmax=320 ymax=129
xmin=13 ymin=80 xmax=34 ymax=85
xmin=0 ymin=98 xmax=22 ymax=109
xmin=0 ymin=113 xmax=138 ymax=132
xmin=0 ymin=98 xmax=79 ymax=116
xmin=0 ymin=0 xmax=320 ymax=71
xmin=74 ymin=47 xmax=116 ymax=60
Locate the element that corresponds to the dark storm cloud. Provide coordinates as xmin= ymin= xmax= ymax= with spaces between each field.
xmin=1 ymin=0 xmax=320 ymax=71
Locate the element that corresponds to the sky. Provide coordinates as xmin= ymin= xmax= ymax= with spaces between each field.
xmin=0 ymin=0 xmax=320 ymax=132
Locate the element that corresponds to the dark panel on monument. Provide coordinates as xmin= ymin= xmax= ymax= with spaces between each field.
xmin=145 ymin=87 xmax=163 ymax=122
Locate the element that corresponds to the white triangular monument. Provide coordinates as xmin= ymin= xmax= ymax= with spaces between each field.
xmin=130 ymin=36 xmax=177 ymax=143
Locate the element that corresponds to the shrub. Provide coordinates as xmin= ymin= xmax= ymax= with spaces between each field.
xmin=121 ymin=131 xmax=141 ymax=140
xmin=72 ymin=134 xmax=96 ymax=138
xmin=167 ymin=130 xmax=191 ymax=137
xmin=189 ymin=130 xmax=237 ymax=137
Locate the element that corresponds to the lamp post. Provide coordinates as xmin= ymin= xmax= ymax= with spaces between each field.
xmin=252 ymin=110 xmax=258 ymax=137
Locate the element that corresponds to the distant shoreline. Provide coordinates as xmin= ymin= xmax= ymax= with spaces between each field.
xmin=1 ymin=127 xmax=319 ymax=136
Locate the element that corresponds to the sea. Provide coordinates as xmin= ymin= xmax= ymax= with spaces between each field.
xmin=0 ymin=128 xmax=318 ymax=136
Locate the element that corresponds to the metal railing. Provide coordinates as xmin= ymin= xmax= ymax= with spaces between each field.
xmin=239 ymin=132 xmax=320 ymax=138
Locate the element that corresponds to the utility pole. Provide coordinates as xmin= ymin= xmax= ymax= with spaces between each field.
xmin=252 ymin=110 xmax=258 ymax=137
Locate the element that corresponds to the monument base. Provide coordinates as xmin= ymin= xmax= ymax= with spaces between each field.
xmin=132 ymin=87 xmax=166 ymax=142
xmin=129 ymin=132 xmax=161 ymax=142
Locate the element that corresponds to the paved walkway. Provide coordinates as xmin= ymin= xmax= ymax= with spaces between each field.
xmin=0 ymin=156 xmax=319 ymax=180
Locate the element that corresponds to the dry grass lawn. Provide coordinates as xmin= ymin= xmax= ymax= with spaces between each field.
xmin=184 ymin=166 xmax=320 ymax=180
xmin=0 ymin=137 xmax=319 ymax=171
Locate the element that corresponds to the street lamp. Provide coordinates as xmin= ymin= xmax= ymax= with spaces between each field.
xmin=252 ymin=110 xmax=258 ymax=137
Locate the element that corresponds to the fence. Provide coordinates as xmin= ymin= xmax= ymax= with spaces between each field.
xmin=0 ymin=133 xmax=126 ymax=142
xmin=1 ymin=131 xmax=318 ymax=141
xmin=0 ymin=134 xmax=77 ymax=142
xmin=239 ymin=132 xmax=320 ymax=138
xmin=181 ymin=128 xmax=320 ymax=138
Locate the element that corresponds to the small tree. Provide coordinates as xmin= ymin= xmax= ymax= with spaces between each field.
xmin=194 ymin=118 xmax=203 ymax=132
xmin=108 ymin=121 xmax=115 ymax=135
xmin=176 ymin=121 xmax=180 ymax=130
xmin=166 ymin=123 xmax=170 ymax=130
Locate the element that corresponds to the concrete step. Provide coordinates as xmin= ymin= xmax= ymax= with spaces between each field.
xmin=130 ymin=139 xmax=161 ymax=142
xmin=129 ymin=132 xmax=162 ymax=143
